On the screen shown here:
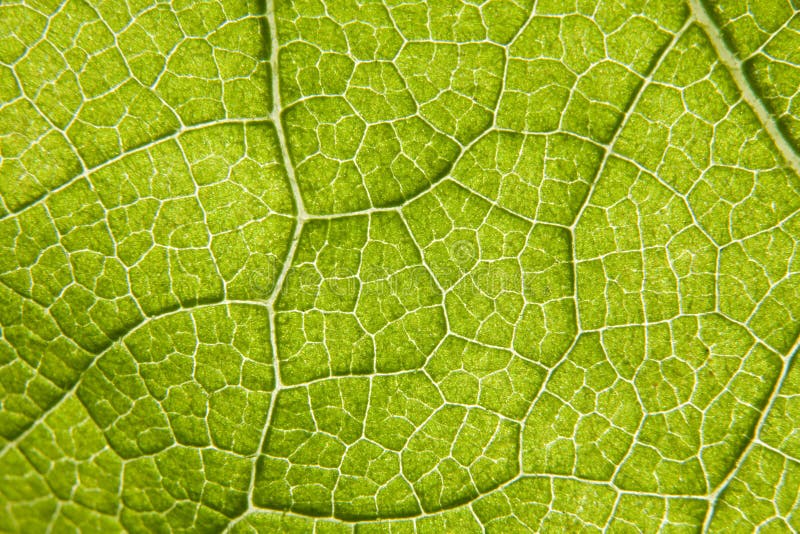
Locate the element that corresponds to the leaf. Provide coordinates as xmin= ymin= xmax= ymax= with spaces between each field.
xmin=1 ymin=0 xmax=800 ymax=532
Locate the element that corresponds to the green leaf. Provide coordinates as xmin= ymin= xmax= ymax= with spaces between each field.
xmin=2 ymin=0 xmax=800 ymax=531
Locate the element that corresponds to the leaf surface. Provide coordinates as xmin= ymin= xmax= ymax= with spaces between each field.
xmin=2 ymin=0 xmax=800 ymax=531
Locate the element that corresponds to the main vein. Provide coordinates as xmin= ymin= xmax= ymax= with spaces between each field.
xmin=690 ymin=0 xmax=800 ymax=176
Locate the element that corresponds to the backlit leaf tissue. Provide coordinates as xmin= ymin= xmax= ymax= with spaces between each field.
xmin=1 ymin=0 xmax=800 ymax=531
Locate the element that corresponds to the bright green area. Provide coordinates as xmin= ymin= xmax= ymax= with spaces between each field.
xmin=2 ymin=0 xmax=800 ymax=532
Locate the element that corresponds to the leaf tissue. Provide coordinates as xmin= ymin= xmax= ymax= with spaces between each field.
xmin=2 ymin=0 xmax=800 ymax=532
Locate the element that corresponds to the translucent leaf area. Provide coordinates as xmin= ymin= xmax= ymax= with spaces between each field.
xmin=2 ymin=0 xmax=800 ymax=532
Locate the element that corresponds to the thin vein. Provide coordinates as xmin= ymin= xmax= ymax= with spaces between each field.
xmin=0 ymin=300 xmax=258 ymax=456
xmin=702 ymin=332 xmax=800 ymax=532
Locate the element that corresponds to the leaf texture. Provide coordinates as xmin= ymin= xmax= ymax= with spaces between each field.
xmin=1 ymin=0 xmax=800 ymax=532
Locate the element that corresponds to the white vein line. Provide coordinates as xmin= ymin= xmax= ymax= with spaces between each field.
xmin=701 ymin=332 xmax=800 ymax=532
xmin=690 ymin=0 xmax=800 ymax=176
xmin=0 ymin=300 xmax=254 ymax=456
xmin=241 ymin=0 xmax=307 ymax=519
xmin=0 ymin=118 xmax=253 ymax=223
xmin=569 ymin=17 xmax=693 ymax=230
